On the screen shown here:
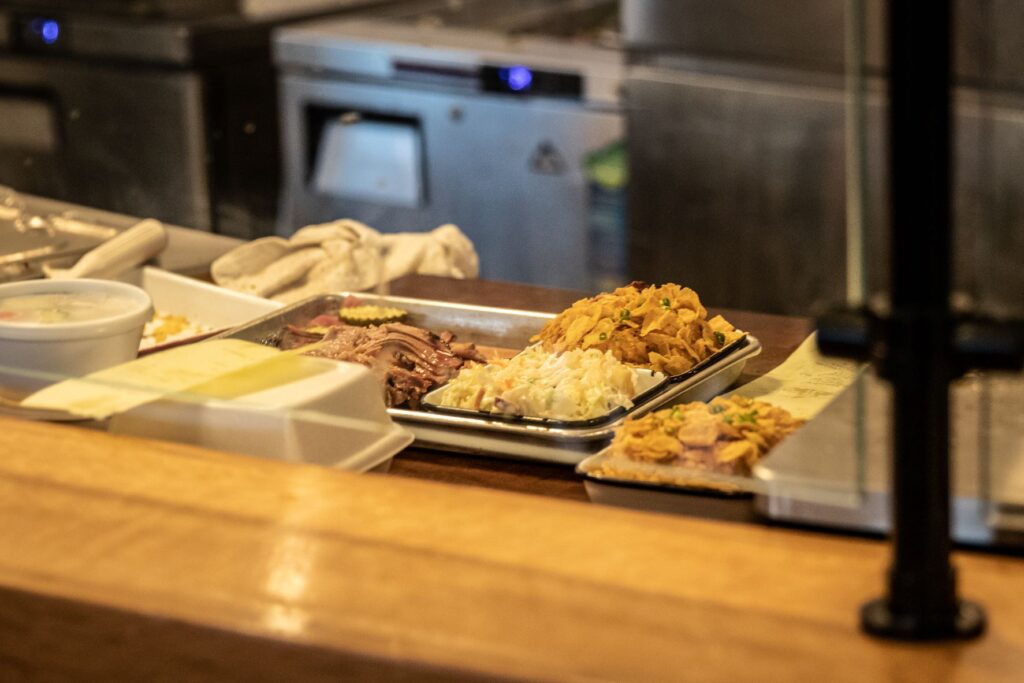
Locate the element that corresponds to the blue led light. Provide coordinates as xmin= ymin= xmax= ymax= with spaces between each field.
xmin=30 ymin=18 xmax=61 ymax=45
xmin=41 ymin=20 xmax=60 ymax=45
xmin=500 ymin=65 xmax=533 ymax=92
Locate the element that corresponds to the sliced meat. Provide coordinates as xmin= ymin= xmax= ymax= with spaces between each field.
xmin=449 ymin=341 xmax=486 ymax=363
xmin=308 ymin=313 xmax=342 ymax=327
xmin=279 ymin=325 xmax=324 ymax=351
xmin=295 ymin=321 xmax=483 ymax=407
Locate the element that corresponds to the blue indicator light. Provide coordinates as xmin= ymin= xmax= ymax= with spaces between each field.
xmin=500 ymin=65 xmax=533 ymax=92
xmin=29 ymin=18 xmax=61 ymax=45
xmin=41 ymin=20 xmax=60 ymax=45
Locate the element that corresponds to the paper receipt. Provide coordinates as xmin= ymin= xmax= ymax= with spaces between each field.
xmin=733 ymin=332 xmax=863 ymax=419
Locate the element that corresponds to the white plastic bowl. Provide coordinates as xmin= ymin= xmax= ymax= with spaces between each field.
xmin=0 ymin=279 xmax=152 ymax=383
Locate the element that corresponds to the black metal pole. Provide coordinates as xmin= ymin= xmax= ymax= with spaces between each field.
xmin=859 ymin=0 xmax=984 ymax=639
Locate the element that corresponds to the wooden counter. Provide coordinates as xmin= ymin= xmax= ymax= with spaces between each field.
xmin=1 ymin=276 xmax=1021 ymax=681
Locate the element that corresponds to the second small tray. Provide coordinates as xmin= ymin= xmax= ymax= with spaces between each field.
xmin=576 ymin=448 xmax=762 ymax=522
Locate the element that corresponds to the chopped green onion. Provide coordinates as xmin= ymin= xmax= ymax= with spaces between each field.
xmin=599 ymin=332 xmax=608 ymax=341
xmin=620 ymin=309 xmax=631 ymax=321
xmin=661 ymin=297 xmax=671 ymax=309
xmin=709 ymin=404 xmax=726 ymax=414
xmin=714 ymin=331 xmax=726 ymax=346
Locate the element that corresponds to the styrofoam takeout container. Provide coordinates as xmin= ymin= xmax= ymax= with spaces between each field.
xmin=109 ymin=357 xmax=413 ymax=471
xmin=0 ymin=278 xmax=151 ymax=386
xmin=116 ymin=267 xmax=283 ymax=351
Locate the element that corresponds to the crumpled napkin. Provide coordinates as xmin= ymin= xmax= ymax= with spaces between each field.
xmin=211 ymin=220 xmax=479 ymax=303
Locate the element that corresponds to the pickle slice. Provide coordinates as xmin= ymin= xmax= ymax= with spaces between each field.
xmin=338 ymin=305 xmax=407 ymax=325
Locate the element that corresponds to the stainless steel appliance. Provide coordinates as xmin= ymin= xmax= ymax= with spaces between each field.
xmin=0 ymin=0 xmax=406 ymax=238
xmin=623 ymin=0 xmax=1024 ymax=316
xmin=275 ymin=0 xmax=624 ymax=289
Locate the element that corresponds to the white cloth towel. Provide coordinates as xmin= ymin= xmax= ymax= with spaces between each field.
xmin=211 ymin=220 xmax=479 ymax=303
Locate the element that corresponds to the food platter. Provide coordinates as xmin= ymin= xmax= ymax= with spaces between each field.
xmin=577 ymin=448 xmax=759 ymax=522
xmin=575 ymin=394 xmax=804 ymax=518
xmin=419 ymin=365 xmax=667 ymax=429
xmin=216 ymin=292 xmax=762 ymax=464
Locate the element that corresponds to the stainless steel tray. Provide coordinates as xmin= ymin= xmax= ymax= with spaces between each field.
xmin=215 ymin=291 xmax=551 ymax=350
xmin=216 ymin=292 xmax=761 ymax=464
xmin=576 ymin=447 xmax=762 ymax=522
xmin=418 ymin=367 xmax=668 ymax=429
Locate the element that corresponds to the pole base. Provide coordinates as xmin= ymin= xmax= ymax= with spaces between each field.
xmin=860 ymin=598 xmax=986 ymax=641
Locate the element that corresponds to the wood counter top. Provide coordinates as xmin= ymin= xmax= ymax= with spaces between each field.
xmin=1 ymin=417 xmax=1022 ymax=681
xmin=2 ymin=276 xmax=1020 ymax=681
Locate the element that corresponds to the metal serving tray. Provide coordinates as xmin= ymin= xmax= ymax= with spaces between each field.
xmin=217 ymin=292 xmax=761 ymax=464
xmin=576 ymin=448 xmax=760 ymax=522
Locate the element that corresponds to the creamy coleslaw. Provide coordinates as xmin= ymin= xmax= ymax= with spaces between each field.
xmin=438 ymin=345 xmax=641 ymax=420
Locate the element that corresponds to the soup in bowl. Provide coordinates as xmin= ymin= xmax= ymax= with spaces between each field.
xmin=0 ymin=279 xmax=152 ymax=385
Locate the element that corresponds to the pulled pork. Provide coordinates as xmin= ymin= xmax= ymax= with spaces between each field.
xmin=282 ymin=321 xmax=484 ymax=407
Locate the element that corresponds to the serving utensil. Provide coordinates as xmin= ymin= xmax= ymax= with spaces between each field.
xmin=44 ymin=219 xmax=168 ymax=280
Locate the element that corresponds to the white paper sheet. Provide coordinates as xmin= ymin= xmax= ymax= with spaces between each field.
xmin=733 ymin=332 xmax=863 ymax=419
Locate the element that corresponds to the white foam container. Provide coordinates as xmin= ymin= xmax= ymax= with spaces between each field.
xmin=116 ymin=267 xmax=282 ymax=351
xmin=109 ymin=358 xmax=413 ymax=471
xmin=0 ymin=278 xmax=151 ymax=386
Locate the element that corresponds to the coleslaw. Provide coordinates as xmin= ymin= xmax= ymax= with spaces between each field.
xmin=438 ymin=345 xmax=641 ymax=420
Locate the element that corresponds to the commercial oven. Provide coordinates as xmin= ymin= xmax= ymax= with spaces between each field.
xmin=0 ymin=0 xmax=407 ymax=237
xmin=275 ymin=0 xmax=624 ymax=290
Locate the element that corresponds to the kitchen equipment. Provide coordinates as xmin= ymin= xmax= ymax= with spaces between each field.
xmin=44 ymin=219 xmax=168 ymax=279
xmin=215 ymin=292 xmax=760 ymax=464
xmin=0 ymin=0 xmax=411 ymax=238
xmin=274 ymin=0 xmax=625 ymax=289
xmin=0 ymin=191 xmax=245 ymax=281
xmin=0 ymin=187 xmax=119 ymax=281
xmin=622 ymin=0 xmax=1024 ymax=317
